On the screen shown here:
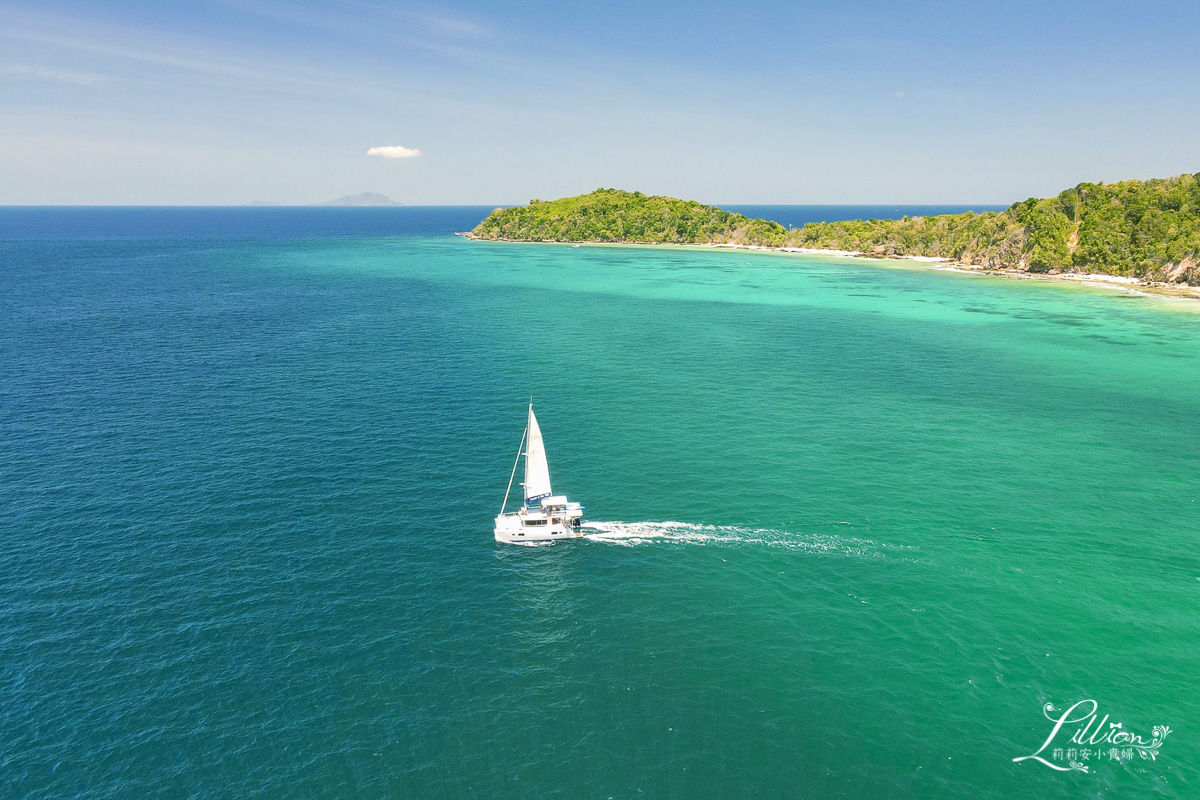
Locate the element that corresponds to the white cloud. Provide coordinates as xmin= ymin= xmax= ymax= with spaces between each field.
xmin=0 ymin=64 xmax=107 ymax=85
xmin=367 ymin=145 xmax=421 ymax=159
xmin=894 ymin=91 xmax=905 ymax=97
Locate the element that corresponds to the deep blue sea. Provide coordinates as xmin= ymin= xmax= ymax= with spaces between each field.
xmin=3 ymin=206 xmax=1197 ymax=799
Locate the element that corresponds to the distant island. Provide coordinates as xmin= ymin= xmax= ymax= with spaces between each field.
xmin=313 ymin=192 xmax=404 ymax=207
xmin=471 ymin=189 xmax=784 ymax=247
xmin=469 ymin=176 xmax=1200 ymax=290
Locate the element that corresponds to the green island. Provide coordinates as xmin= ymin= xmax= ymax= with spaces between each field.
xmin=469 ymin=175 xmax=1200 ymax=289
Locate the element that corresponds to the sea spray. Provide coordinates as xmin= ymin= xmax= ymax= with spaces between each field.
xmin=580 ymin=520 xmax=914 ymax=558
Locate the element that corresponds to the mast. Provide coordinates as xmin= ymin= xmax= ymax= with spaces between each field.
xmin=499 ymin=424 xmax=527 ymax=515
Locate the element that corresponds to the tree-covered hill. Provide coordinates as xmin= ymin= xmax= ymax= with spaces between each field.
xmin=470 ymin=189 xmax=787 ymax=246
xmin=787 ymin=174 xmax=1200 ymax=282
xmin=471 ymin=175 xmax=1200 ymax=283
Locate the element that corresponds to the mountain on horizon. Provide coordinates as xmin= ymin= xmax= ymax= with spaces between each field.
xmin=312 ymin=192 xmax=404 ymax=207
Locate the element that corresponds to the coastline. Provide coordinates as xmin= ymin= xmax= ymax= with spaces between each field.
xmin=462 ymin=233 xmax=1200 ymax=302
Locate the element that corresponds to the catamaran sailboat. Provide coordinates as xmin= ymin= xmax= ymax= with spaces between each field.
xmin=494 ymin=402 xmax=584 ymax=543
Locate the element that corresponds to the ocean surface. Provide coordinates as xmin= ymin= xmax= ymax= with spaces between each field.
xmin=3 ymin=206 xmax=1198 ymax=799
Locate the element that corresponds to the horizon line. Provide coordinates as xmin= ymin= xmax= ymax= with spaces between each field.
xmin=0 ymin=201 xmax=1014 ymax=209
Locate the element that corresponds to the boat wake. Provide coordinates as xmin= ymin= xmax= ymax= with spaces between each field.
xmin=581 ymin=520 xmax=911 ymax=558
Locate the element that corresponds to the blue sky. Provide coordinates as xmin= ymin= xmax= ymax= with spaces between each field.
xmin=1 ymin=0 xmax=1197 ymax=204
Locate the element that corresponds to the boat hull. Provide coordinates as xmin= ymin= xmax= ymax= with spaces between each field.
xmin=494 ymin=514 xmax=583 ymax=543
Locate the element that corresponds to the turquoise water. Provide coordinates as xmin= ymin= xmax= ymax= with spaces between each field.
xmin=3 ymin=208 xmax=1199 ymax=798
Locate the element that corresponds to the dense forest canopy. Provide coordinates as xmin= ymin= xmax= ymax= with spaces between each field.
xmin=470 ymin=176 xmax=1200 ymax=283
xmin=471 ymin=189 xmax=787 ymax=246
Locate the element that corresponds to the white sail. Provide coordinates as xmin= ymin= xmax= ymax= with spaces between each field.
xmin=523 ymin=404 xmax=553 ymax=503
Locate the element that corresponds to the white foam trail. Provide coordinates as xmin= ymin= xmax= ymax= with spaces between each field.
xmin=581 ymin=520 xmax=909 ymax=558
